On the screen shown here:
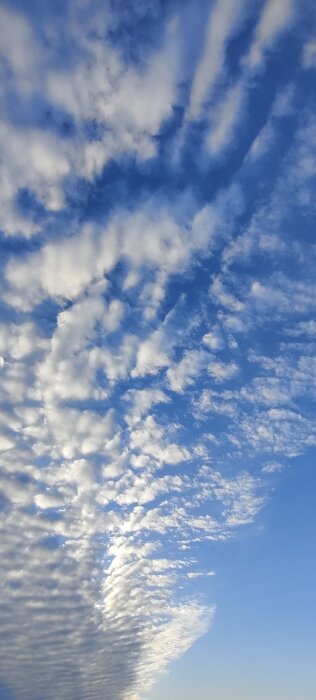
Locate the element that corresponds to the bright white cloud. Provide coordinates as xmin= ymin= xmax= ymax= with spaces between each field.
xmin=0 ymin=7 xmax=181 ymax=238
xmin=187 ymin=0 xmax=248 ymax=119
xmin=0 ymin=3 xmax=314 ymax=700
xmin=208 ymin=359 xmax=239 ymax=383
xmin=207 ymin=81 xmax=245 ymax=156
xmin=246 ymin=0 xmax=295 ymax=70
xmin=167 ymin=349 xmax=209 ymax=392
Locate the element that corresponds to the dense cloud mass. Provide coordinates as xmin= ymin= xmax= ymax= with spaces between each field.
xmin=0 ymin=1 xmax=316 ymax=699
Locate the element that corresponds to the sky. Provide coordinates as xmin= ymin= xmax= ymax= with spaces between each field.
xmin=0 ymin=1 xmax=316 ymax=699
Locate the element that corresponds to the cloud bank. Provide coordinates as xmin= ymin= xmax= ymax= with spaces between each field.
xmin=0 ymin=1 xmax=315 ymax=699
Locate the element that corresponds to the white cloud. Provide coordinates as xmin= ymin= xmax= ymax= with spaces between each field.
xmin=207 ymin=81 xmax=245 ymax=156
xmin=203 ymin=0 xmax=296 ymax=157
xmin=0 ymin=7 xmax=181 ymax=238
xmin=249 ymin=276 xmax=316 ymax=315
xmin=43 ymin=405 xmax=116 ymax=460
xmin=203 ymin=327 xmax=224 ymax=351
xmin=130 ymin=415 xmax=191 ymax=467
xmin=237 ymin=409 xmax=316 ymax=457
xmin=5 ymin=223 xmax=118 ymax=307
xmin=125 ymin=388 xmax=170 ymax=426
xmin=208 ymin=359 xmax=239 ymax=383
xmin=0 ymin=5 xmax=39 ymax=88
xmin=287 ymin=320 xmax=316 ymax=337
xmin=187 ymin=0 xmax=248 ymax=120
xmin=195 ymin=389 xmax=237 ymax=418
xmin=34 ymin=285 xmax=129 ymax=405
xmin=187 ymin=571 xmax=216 ymax=579
xmin=209 ymin=470 xmax=265 ymax=527
xmin=131 ymin=328 xmax=171 ymax=378
xmin=0 ymin=321 xmax=48 ymax=360
xmin=211 ymin=276 xmax=244 ymax=311
xmin=247 ymin=120 xmax=276 ymax=161
xmin=4 ymin=198 xmax=221 ymax=310
xmin=303 ymin=39 xmax=316 ymax=68
xmin=246 ymin=0 xmax=295 ymax=71
xmin=0 ymin=3 xmax=312 ymax=699
xmin=261 ymin=460 xmax=284 ymax=474
xmin=167 ymin=349 xmax=209 ymax=392
xmin=0 ymin=123 xmax=71 ymax=236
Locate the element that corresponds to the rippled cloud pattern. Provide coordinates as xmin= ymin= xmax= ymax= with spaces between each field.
xmin=0 ymin=1 xmax=316 ymax=699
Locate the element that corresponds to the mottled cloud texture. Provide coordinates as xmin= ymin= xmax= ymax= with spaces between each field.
xmin=0 ymin=1 xmax=315 ymax=699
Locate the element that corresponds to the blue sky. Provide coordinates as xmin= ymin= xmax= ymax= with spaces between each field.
xmin=0 ymin=1 xmax=316 ymax=699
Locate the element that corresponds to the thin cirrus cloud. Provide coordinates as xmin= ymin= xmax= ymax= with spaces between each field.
xmin=0 ymin=1 xmax=315 ymax=700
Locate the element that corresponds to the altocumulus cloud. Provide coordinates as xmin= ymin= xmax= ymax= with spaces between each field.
xmin=0 ymin=1 xmax=316 ymax=699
